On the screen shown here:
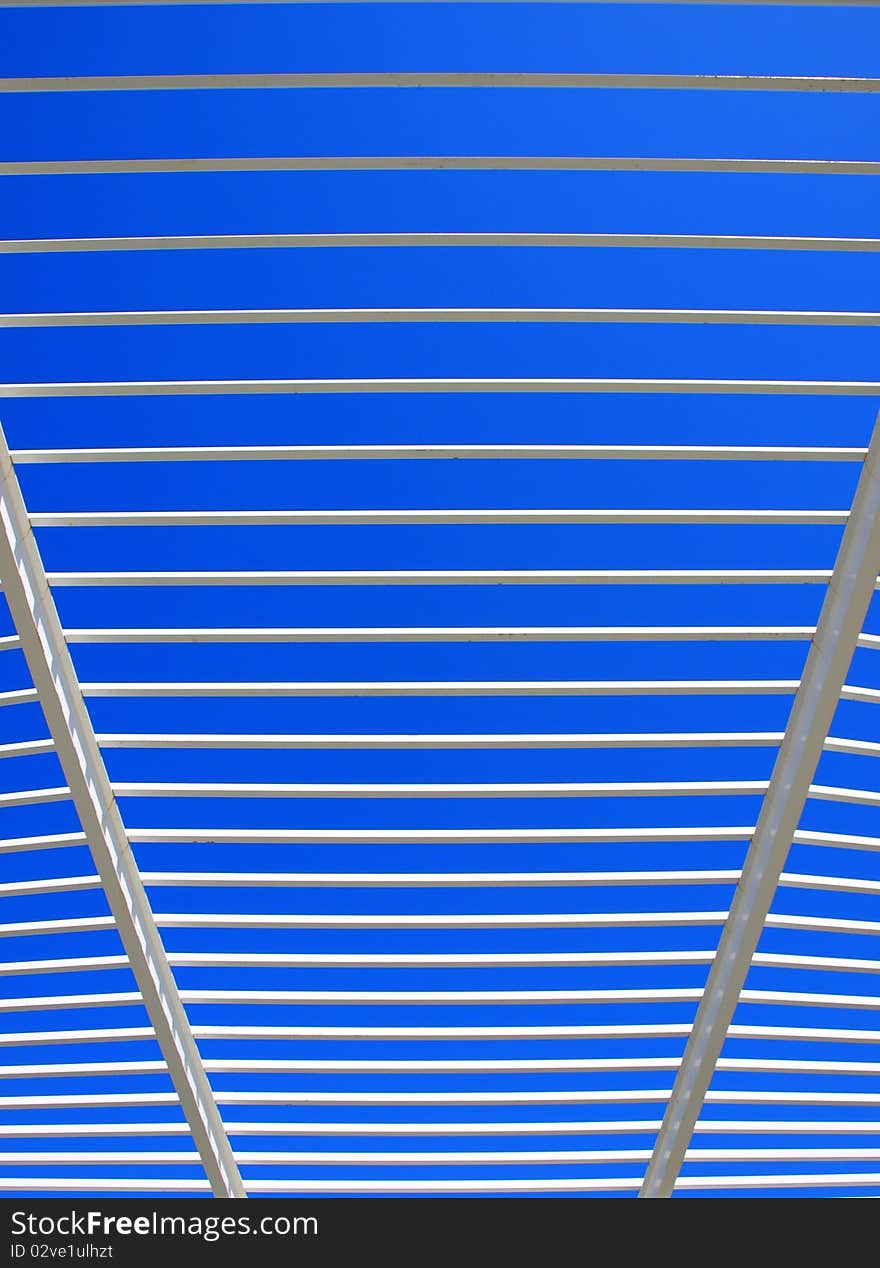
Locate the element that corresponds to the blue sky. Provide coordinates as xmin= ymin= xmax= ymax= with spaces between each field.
xmin=1 ymin=0 xmax=880 ymax=1200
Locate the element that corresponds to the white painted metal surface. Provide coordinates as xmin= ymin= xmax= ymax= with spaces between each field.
xmin=641 ymin=413 xmax=880 ymax=1197
xmin=0 ymin=428 xmax=245 ymax=1198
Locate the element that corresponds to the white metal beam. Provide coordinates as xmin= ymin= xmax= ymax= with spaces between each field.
xmin=1 ymin=1057 xmax=700 ymax=1076
xmin=2 ymin=1120 xmax=879 ymax=1139
xmin=0 ymin=949 xmax=721 ymax=974
xmin=5 ymin=906 xmax=877 ymax=936
xmin=0 ymin=832 xmax=88 ymax=853
xmin=0 ymin=911 xmax=730 ymax=935
xmin=0 ymin=1024 xmax=700 ymax=1045
xmin=0 ymin=866 xmax=745 ymax=896
xmin=4 ymin=1087 xmax=880 ymax=1113
xmin=95 ymin=730 xmax=785 ymax=749
xmin=28 ymin=508 xmax=850 ymax=525
xmin=3 ymin=1177 xmax=880 ymax=1196
xmin=0 ymin=786 xmax=68 ymax=807
xmin=4 ymin=231 xmax=879 ymax=255
xmin=42 ymin=568 xmax=840 ymax=586
xmin=0 ymin=738 xmax=55 ymax=757
xmin=0 ymin=1120 xmax=689 ymax=1140
xmin=4 ymin=156 xmax=880 ymax=177
xmin=0 ymin=875 xmax=102 ymax=897
xmin=781 ymin=873 xmax=880 ymax=895
xmin=4 ymin=376 xmax=880 ymax=397
xmin=0 ymin=687 xmax=39 ymax=705
xmin=640 ymin=411 xmax=880 ymax=1199
xmin=78 ymin=679 xmax=801 ymax=697
xmin=133 ymin=868 xmax=743 ymax=886
xmin=793 ymin=829 xmax=880 ymax=852
xmin=5 ymin=1021 xmax=879 ymax=1045
xmin=11 ymin=1147 xmax=880 ymax=1166
xmin=10 ymin=948 xmax=880 ymax=975
xmin=6 ymin=307 xmax=880 ymax=328
xmin=55 ymin=1057 xmax=880 ymax=1078
xmin=111 ymin=778 xmax=772 ymax=798
xmin=12 ymin=442 xmax=866 ymax=462
xmin=809 ymin=784 xmax=880 ymax=805
xmin=0 ymin=987 xmax=707 ymax=1011
xmin=61 ymin=625 xmax=820 ymax=643
xmin=129 ymin=826 xmax=750 ymax=845
xmin=0 ymin=424 xmax=244 ymax=1198
xmin=4 ymin=73 xmax=879 ymax=93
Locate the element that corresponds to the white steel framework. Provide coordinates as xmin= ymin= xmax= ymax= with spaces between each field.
xmin=2 ymin=0 xmax=880 ymax=1202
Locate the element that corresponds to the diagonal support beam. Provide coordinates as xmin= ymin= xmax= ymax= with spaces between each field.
xmin=640 ymin=409 xmax=880 ymax=1199
xmin=0 ymin=422 xmax=245 ymax=1199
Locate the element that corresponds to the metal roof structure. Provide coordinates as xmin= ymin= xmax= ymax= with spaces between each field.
xmin=1 ymin=0 xmax=880 ymax=1200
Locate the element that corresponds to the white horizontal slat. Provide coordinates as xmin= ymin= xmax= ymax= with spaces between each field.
xmin=7 ymin=1089 xmax=880 ymax=1115
xmin=80 ymin=680 xmax=800 ymax=697
xmin=0 ymin=1089 xmax=672 ymax=1112
xmin=0 ymin=1122 xmax=196 ymax=1137
xmin=0 ymin=739 xmax=55 ymax=758
xmin=0 ymin=1057 xmax=684 ymax=1078
xmin=28 ymin=507 xmax=849 ymax=525
xmin=823 ymin=737 xmax=880 ymax=757
xmin=8 ymin=308 xmax=879 ymax=330
xmin=792 ymin=829 xmax=880 ymax=853
xmin=96 ymin=731 xmax=784 ymax=750
xmin=753 ymin=952 xmax=880 ymax=975
xmin=0 ymin=833 xmax=89 ymax=855
xmin=5 ymin=158 xmax=880 ymax=177
xmin=0 ymin=875 xmax=102 ymax=898
xmin=779 ymin=873 xmax=880 ymax=896
xmin=0 ymin=1120 xmax=652 ymax=1138
xmin=810 ymin=784 xmax=880 ymax=807
xmin=0 ymin=787 xmax=68 ymax=808
xmin=130 ymin=826 xmax=751 ymax=845
xmin=6 ymin=1021 xmax=880 ymax=1046
xmin=4 ymin=376 xmax=880 ymax=396
xmin=59 ymin=912 xmax=870 ymax=941
xmin=765 ymin=913 xmax=880 ymax=936
xmin=0 ymin=993 xmax=145 ymax=1013
xmin=0 ymin=988 xmax=705 ymax=1012
xmin=0 ymin=786 xmax=67 ymax=806
xmin=0 ymin=1028 xmax=156 ymax=1046
xmin=741 ymin=990 xmax=880 ymax=1012
xmin=150 ymin=911 xmax=729 ymax=930
xmin=12 ymin=1146 xmax=880 ymax=1166
xmin=840 ymin=684 xmax=880 ymax=704
xmin=173 ymin=949 xmax=715 ymax=967
xmin=19 ymin=1056 xmax=880 ymax=1079
xmin=6 ymin=1120 xmax=880 ymax=1140
xmin=13 ymin=443 xmax=868 ymax=462
xmin=43 ymin=568 xmax=840 ymax=586
xmin=4 ymin=72 xmax=878 ymax=93
xmin=0 ymin=1024 xmax=697 ymax=1046
xmin=3 ymin=1176 xmax=880 ymax=1195
xmin=0 ymin=949 xmax=718 ymax=973
xmin=112 ymin=779 xmax=771 ymax=798
xmin=0 ymin=916 xmax=117 ymax=936
xmin=136 ymin=867 xmax=743 ymax=885
xmin=0 ymin=1146 xmax=853 ymax=1170
xmin=65 ymin=625 xmax=819 ymax=644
